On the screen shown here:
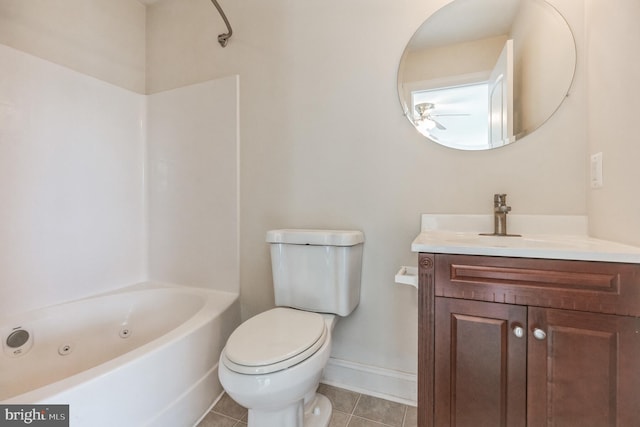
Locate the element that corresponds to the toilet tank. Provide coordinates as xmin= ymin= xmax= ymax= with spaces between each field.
xmin=266 ymin=229 xmax=364 ymax=316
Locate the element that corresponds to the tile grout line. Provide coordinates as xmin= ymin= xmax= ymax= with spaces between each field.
xmin=342 ymin=392 xmax=362 ymax=427
xmin=351 ymin=392 xmax=363 ymax=415
xmin=350 ymin=392 xmax=363 ymax=426
xmin=212 ymin=409 xmax=243 ymax=424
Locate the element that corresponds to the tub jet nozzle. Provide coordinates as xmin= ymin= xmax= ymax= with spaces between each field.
xmin=6 ymin=329 xmax=29 ymax=348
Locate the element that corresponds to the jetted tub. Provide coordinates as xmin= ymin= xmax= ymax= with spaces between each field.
xmin=0 ymin=282 xmax=240 ymax=427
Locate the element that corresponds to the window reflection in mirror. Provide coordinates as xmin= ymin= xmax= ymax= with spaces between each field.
xmin=398 ymin=0 xmax=576 ymax=151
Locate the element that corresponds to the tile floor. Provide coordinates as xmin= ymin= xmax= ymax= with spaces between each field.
xmin=198 ymin=383 xmax=417 ymax=427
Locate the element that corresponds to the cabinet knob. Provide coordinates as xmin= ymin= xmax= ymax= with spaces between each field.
xmin=512 ymin=324 xmax=525 ymax=338
xmin=533 ymin=328 xmax=547 ymax=340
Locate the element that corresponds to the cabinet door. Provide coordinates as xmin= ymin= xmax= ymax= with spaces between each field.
xmin=528 ymin=307 xmax=640 ymax=427
xmin=435 ymin=298 xmax=527 ymax=427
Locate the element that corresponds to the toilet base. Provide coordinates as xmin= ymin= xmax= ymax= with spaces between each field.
xmin=247 ymin=393 xmax=332 ymax=427
xmin=304 ymin=393 xmax=332 ymax=427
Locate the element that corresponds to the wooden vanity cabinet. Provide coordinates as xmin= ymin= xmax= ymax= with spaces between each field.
xmin=434 ymin=297 xmax=527 ymax=427
xmin=418 ymin=253 xmax=640 ymax=427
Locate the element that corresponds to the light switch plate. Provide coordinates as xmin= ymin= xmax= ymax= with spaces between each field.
xmin=591 ymin=152 xmax=603 ymax=188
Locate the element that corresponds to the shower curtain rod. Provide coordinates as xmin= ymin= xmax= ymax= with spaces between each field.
xmin=210 ymin=0 xmax=232 ymax=47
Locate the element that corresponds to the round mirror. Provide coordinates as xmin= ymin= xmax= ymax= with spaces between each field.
xmin=398 ymin=0 xmax=576 ymax=150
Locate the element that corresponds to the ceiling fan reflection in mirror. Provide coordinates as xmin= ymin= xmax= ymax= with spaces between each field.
xmin=414 ymin=102 xmax=470 ymax=131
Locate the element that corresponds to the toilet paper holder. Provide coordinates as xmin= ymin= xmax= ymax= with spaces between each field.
xmin=395 ymin=266 xmax=418 ymax=289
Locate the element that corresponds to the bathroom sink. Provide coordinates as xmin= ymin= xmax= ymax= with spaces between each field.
xmin=416 ymin=230 xmax=591 ymax=250
xmin=411 ymin=215 xmax=640 ymax=263
xmin=443 ymin=231 xmax=596 ymax=247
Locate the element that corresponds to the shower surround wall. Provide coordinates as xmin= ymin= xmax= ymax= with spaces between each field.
xmin=0 ymin=43 xmax=239 ymax=317
xmin=0 ymin=44 xmax=146 ymax=317
xmin=147 ymin=77 xmax=239 ymax=292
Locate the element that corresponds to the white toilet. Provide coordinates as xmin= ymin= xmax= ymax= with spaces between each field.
xmin=218 ymin=229 xmax=364 ymax=427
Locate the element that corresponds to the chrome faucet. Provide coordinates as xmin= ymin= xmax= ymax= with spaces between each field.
xmin=493 ymin=194 xmax=511 ymax=236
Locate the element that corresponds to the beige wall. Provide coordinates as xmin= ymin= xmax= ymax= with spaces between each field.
xmin=146 ymin=0 xmax=587 ymax=381
xmin=0 ymin=0 xmax=145 ymax=93
xmin=586 ymin=0 xmax=640 ymax=247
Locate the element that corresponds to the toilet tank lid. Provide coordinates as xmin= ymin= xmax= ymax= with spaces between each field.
xmin=266 ymin=229 xmax=364 ymax=246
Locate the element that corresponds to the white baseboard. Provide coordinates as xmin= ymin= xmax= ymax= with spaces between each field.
xmin=321 ymin=357 xmax=417 ymax=406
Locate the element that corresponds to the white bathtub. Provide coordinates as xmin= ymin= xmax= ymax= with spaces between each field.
xmin=0 ymin=282 xmax=240 ymax=427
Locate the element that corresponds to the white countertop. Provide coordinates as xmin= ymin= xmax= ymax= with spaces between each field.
xmin=411 ymin=214 xmax=640 ymax=264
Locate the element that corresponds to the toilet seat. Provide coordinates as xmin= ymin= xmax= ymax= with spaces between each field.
xmin=222 ymin=307 xmax=328 ymax=375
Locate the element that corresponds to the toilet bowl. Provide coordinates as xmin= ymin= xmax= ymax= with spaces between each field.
xmin=218 ymin=229 xmax=364 ymax=427
xmin=219 ymin=308 xmax=336 ymax=427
